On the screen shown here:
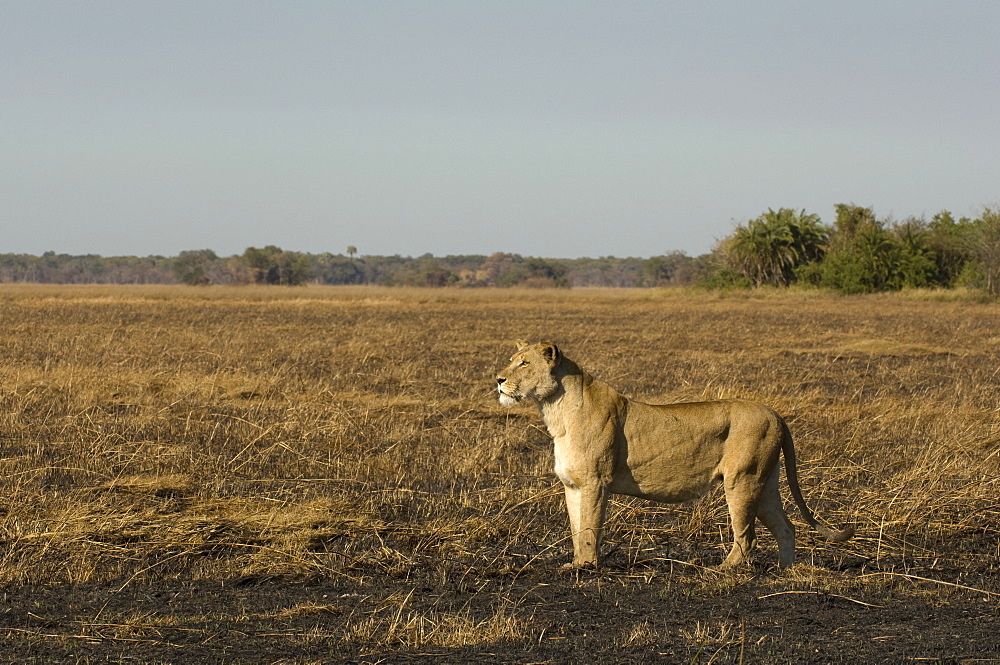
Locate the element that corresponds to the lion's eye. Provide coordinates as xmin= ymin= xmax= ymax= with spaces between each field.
xmin=518 ymin=360 xmax=529 ymax=367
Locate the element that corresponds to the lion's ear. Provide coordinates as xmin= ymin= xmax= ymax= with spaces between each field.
xmin=515 ymin=339 xmax=530 ymax=350
xmin=540 ymin=343 xmax=560 ymax=365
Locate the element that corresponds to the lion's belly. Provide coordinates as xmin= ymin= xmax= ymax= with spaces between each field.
xmin=610 ymin=466 xmax=719 ymax=503
xmin=548 ymin=400 xmax=733 ymax=501
xmin=611 ymin=416 xmax=726 ymax=503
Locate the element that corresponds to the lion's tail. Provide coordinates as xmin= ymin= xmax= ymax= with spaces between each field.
xmin=779 ymin=420 xmax=855 ymax=543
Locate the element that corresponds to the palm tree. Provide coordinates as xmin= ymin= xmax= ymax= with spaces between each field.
xmin=786 ymin=209 xmax=828 ymax=265
xmin=725 ymin=208 xmax=828 ymax=287
xmin=854 ymin=223 xmax=899 ymax=291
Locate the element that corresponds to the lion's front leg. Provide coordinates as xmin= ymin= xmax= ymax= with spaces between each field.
xmin=562 ymin=482 xmax=609 ymax=568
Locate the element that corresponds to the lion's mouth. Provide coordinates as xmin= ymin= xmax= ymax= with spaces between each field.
xmin=498 ymin=388 xmax=521 ymax=406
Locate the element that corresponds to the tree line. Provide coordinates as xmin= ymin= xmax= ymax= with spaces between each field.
xmin=2 ymin=203 xmax=998 ymax=295
xmin=0 ymin=246 xmax=706 ymax=289
xmin=715 ymin=204 xmax=1000 ymax=295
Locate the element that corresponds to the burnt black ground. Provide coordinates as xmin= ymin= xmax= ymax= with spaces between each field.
xmin=3 ymin=561 xmax=998 ymax=664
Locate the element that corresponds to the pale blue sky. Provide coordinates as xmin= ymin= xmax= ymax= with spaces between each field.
xmin=3 ymin=1 xmax=998 ymax=258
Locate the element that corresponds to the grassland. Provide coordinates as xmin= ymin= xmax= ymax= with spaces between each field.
xmin=1 ymin=284 xmax=998 ymax=664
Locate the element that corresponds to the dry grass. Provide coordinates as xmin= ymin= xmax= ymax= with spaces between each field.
xmin=1 ymin=284 xmax=998 ymax=662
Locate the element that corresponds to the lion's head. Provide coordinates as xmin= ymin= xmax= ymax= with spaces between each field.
xmin=496 ymin=340 xmax=561 ymax=406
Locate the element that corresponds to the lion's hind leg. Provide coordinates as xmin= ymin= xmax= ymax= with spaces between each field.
xmin=755 ymin=468 xmax=796 ymax=569
xmin=720 ymin=476 xmax=760 ymax=568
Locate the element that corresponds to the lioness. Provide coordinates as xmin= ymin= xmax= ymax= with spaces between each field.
xmin=496 ymin=340 xmax=853 ymax=569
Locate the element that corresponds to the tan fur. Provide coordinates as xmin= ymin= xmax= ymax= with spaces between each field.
xmin=496 ymin=340 xmax=854 ymax=569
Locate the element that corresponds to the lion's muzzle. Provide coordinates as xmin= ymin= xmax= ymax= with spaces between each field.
xmin=497 ymin=377 xmax=520 ymax=406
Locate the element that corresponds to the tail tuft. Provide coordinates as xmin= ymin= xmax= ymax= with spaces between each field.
xmin=816 ymin=524 xmax=855 ymax=543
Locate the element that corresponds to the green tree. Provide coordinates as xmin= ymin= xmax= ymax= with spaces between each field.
xmin=813 ymin=249 xmax=870 ymax=294
xmin=243 ymin=246 xmax=279 ymax=284
xmin=968 ymin=207 xmax=1000 ymax=295
xmin=816 ymin=205 xmax=903 ymax=294
xmin=314 ymin=253 xmax=364 ymax=284
xmin=493 ymin=254 xmax=528 ymax=287
xmin=819 ymin=221 xmax=897 ymax=293
xmin=855 ymin=222 xmax=899 ymax=289
xmin=172 ymin=249 xmax=218 ymax=286
xmin=419 ymin=260 xmax=458 ymax=287
xmin=816 ymin=207 xmax=943 ymax=293
xmin=241 ymin=246 xmax=311 ymax=285
xmin=521 ymin=257 xmax=569 ymax=288
xmin=928 ymin=211 xmax=977 ymax=287
xmin=392 ymin=255 xmax=459 ymax=287
xmin=889 ymin=218 xmax=937 ymax=289
xmin=273 ymin=251 xmax=312 ymax=285
xmin=831 ymin=203 xmax=877 ymax=246
xmin=723 ymin=208 xmax=828 ymax=286
xmin=641 ymin=251 xmax=699 ymax=286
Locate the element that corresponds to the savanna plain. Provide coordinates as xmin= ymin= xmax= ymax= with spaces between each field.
xmin=1 ymin=285 xmax=998 ymax=664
